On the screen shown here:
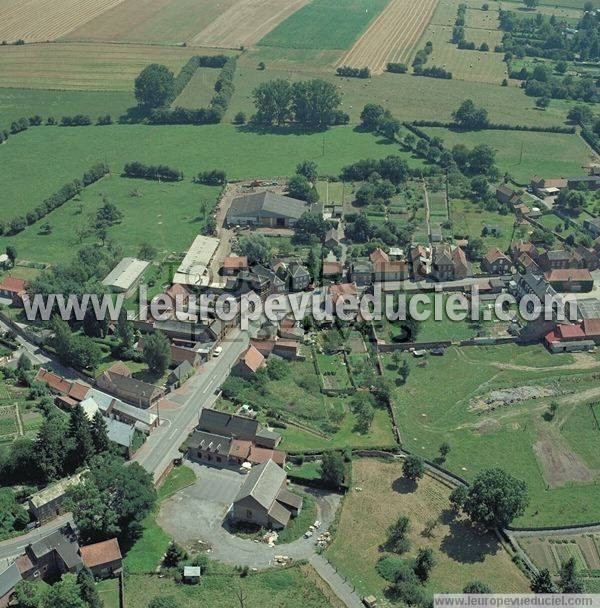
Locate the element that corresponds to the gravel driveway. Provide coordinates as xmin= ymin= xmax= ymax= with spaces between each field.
xmin=157 ymin=461 xmax=341 ymax=569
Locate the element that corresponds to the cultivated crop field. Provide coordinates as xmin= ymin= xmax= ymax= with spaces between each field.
xmin=64 ymin=0 xmax=237 ymax=45
xmin=259 ymin=0 xmax=389 ymax=51
xmin=422 ymin=127 xmax=596 ymax=183
xmin=336 ymin=0 xmax=439 ymax=74
xmin=383 ymin=345 xmax=600 ymax=526
xmin=327 ymin=459 xmax=529 ymax=600
xmin=519 ymin=534 xmax=600 ymax=576
xmin=0 ymin=0 xmax=125 ymax=43
xmin=0 ymin=43 xmax=199 ymax=91
xmin=189 ymin=0 xmax=311 ymax=49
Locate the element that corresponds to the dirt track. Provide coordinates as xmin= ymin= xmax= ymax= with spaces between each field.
xmin=337 ymin=0 xmax=439 ymax=74
xmin=0 ymin=0 xmax=125 ymax=42
xmin=492 ymin=353 xmax=600 ymax=373
xmin=189 ymin=0 xmax=309 ymax=48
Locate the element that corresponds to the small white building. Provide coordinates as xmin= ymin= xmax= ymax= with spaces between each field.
xmin=173 ymin=235 xmax=220 ymax=287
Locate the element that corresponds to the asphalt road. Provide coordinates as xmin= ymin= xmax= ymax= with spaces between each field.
xmin=133 ymin=328 xmax=249 ymax=481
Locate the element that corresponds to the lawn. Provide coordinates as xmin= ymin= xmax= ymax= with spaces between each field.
xmin=0 ymin=175 xmax=220 ymax=265
xmin=384 ymin=344 xmax=600 ymax=526
xmin=96 ymin=579 xmax=120 ymax=608
xmin=125 ymin=565 xmax=340 ymax=608
xmin=258 ymin=0 xmax=390 ymax=50
xmin=0 ymin=88 xmax=134 ymax=128
xmin=173 ymin=68 xmax=220 ymax=108
xmin=123 ymin=465 xmax=196 ymax=574
xmin=316 ymin=353 xmax=353 ymax=390
xmin=0 ymin=43 xmax=200 ymax=91
xmin=275 ymin=491 xmax=316 ymax=543
xmin=450 ymin=199 xmax=516 ymax=250
xmin=0 ymin=123 xmax=407 ymax=222
xmin=327 ymin=459 xmax=530 ymax=601
xmin=422 ymin=127 xmax=596 ymax=184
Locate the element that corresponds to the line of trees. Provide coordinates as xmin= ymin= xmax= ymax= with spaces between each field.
xmin=123 ymin=161 xmax=183 ymax=182
xmin=251 ymin=78 xmax=348 ymax=128
xmin=60 ymin=114 xmax=92 ymax=126
xmin=0 ymin=162 xmax=109 ymax=236
xmin=336 ymin=65 xmax=371 ymax=79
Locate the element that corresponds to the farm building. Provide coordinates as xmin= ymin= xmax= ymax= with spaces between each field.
xmin=28 ymin=471 xmax=87 ymax=522
xmin=173 ymin=235 xmax=220 ymax=287
xmin=102 ymin=257 xmax=149 ymax=297
xmin=82 ymin=389 xmax=158 ymax=432
xmin=80 ymin=538 xmax=122 ymax=579
xmin=567 ymin=175 xmax=600 ymax=190
xmin=96 ymin=363 xmax=164 ymax=408
xmin=226 ymin=191 xmax=310 ymax=228
xmin=0 ymin=276 xmax=28 ymax=306
xmin=583 ymin=217 xmax=600 ymax=238
xmin=231 ymin=460 xmax=302 ymax=530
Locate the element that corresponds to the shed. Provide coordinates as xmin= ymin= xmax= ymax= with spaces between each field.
xmin=183 ymin=566 xmax=201 ymax=584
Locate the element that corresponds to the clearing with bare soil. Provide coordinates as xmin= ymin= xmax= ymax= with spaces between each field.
xmin=337 ymin=0 xmax=439 ymax=73
xmin=189 ymin=0 xmax=310 ymax=49
xmin=0 ymin=0 xmax=126 ymax=43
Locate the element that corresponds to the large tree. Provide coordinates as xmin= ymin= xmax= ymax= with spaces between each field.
xmin=135 ymin=64 xmax=175 ymax=109
xmin=238 ymin=233 xmax=271 ymax=264
xmin=319 ymin=451 xmax=345 ymax=488
xmin=291 ymin=79 xmax=341 ymax=127
xmin=68 ymin=404 xmax=95 ymax=468
xmin=463 ymin=468 xmax=529 ymax=529
xmin=90 ymin=410 xmax=110 ymax=454
xmin=42 ymin=574 xmax=87 ymax=608
xmin=558 ymin=558 xmax=584 ymax=593
xmin=293 ymin=212 xmax=329 ymax=244
xmin=252 ymin=79 xmax=293 ymax=125
xmin=452 ymin=99 xmax=489 ymax=130
xmin=287 ymin=174 xmax=319 ymax=204
xmin=143 ymin=331 xmax=171 ymax=375
xmin=402 ymin=455 xmax=425 ymax=483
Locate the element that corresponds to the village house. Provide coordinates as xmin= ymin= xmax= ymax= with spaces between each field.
xmin=410 ymin=244 xmax=429 ymax=280
xmin=350 ymin=260 xmax=374 ymax=286
xmin=517 ymin=252 xmax=540 ymax=274
xmin=431 ymin=243 xmax=469 ymax=281
xmin=80 ymin=538 xmax=123 ymax=579
xmin=167 ymin=360 xmax=195 ymax=388
xmin=510 ymin=240 xmax=537 ymax=263
xmin=530 ymin=176 xmax=568 ymax=196
xmin=232 ymin=344 xmax=266 ymax=378
xmin=231 ymin=460 xmax=302 ymax=530
xmin=198 ymin=408 xmax=281 ymax=449
xmin=34 ymin=368 xmax=90 ymax=409
xmin=226 ymin=191 xmax=310 ymax=228
xmin=28 ymin=471 xmax=87 ymax=522
xmin=287 ymin=261 xmax=311 ymax=291
xmin=324 ymin=228 xmax=341 ymax=249
xmin=96 ymin=362 xmax=164 ymax=408
xmin=496 ymin=184 xmax=522 ymax=207
xmin=82 ymin=389 xmax=159 ymax=432
xmin=0 ymin=563 xmax=21 ymax=608
xmin=537 ymin=249 xmax=572 ymax=271
xmin=370 ymin=248 xmax=409 ymax=282
xmin=544 ymin=268 xmax=594 ymax=293
xmin=482 ymin=247 xmax=512 ymax=275
xmin=0 ymin=276 xmax=28 ymax=307
xmin=239 ymin=265 xmax=286 ymax=299
xmin=222 ymin=255 xmax=249 ymax=276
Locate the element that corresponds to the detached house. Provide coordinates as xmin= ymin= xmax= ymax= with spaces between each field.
xmin=431 ymin=244 xmax=469 ymax=281
xmin=96 ymin=363 xmax=164 ymax=408
xmin=370 ymin=248 xmax=409 ymax=282
xmin=0 ymin=277 xmax=28 ymax=307
xmin=538 ymin=249 xmax=572 ymax=271
xmin=496 ymin=184 xmax=521 ymax=207
xmin=482 ymin=247 xmax=512 ymax=275
xmin=222 ymin=255 xmax=249 ymax=276
xmin=544 ymin=268 xmax=594 ymax=293
xmin=232 ymin=345 xmax=266 ymax=378
xmin=231 ymin=460 xmax=302 ymax=530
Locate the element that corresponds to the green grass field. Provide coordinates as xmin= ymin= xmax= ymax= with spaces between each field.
xmin=422 ymin=127 xmax=595 ymax=183
xmin=385 ymin=344 xmax=600 ymax=526
xmin=0 ymin=124 xmax=408 ymax=224
xmin=0 ymin=88 xmax=134 ymax=128
xmin=450 ymin=199 xmax=516 ymax=250
xmin=259 ymin=0 xmax=389 ymax=50
xmin=0 ymin=176 xmax=219 ymax=265
xmin=173 ymin=68 xmax=220 ymax=108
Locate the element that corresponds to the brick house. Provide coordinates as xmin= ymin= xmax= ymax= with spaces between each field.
xmin=482 ymin=247 xmax=512 ymax=275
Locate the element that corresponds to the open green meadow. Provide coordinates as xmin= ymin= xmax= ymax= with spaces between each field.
xmin=0 ymin=176 xmax=219 ymax=265
xmin=258 ymin=0 xmax=389 ymax=50
xmin=0 ymin=88 xmax=134 ymax=127
xmin=0 ymin=123 xmax=408 ymax=223
xmin=173 ymin=68 xmax=220 ymax=108
xmin=385 ymin=344 xmax=600 ymax=526
xmin=422 ymin=127 xmax=595 ymax=183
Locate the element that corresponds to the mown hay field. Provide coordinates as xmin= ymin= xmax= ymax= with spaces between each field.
xmin=327 ymin=459 xmax=529 ymax=600
xmin=0 ymin=0 xmax=125 ymax=43
xmin=259 ymin=0 xmax=390 ymax=50
xmin=188 ymin=0 xmax=310 ymax=48
xmin=336 ymin=0 xmax=439 ymax=73
xmin=63 ymin=0 xmax=236 ymax=45
xmin=172 ymin=67 xmax=220 ymax=108
xmin=0 ymin=43 xmax=201 ymax=90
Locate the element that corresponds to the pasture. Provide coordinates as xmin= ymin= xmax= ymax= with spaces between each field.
xmin=0 ymin=123 xmax=410 ymax=221
xmin=173 ymin=68 xmax=220 ymax=108
xmin=0 ymin=0 xmax=125 ymax=43
xmin=0 ymin=176 xmax=220 ymax=265
xmin=327 ymin=459 xmax=529 ymax=600
xmin=0 ymin=43 xmax=199 ymax=91
xmin=383 ymin=344 xmax=600 ymax=526
xmin=258 ymin=0 xmax=389 ymax=50
xmin=421 ymin=127 xmax=596 ymax=183
xmin=64 ymin=0 xmax=236 ymax=45
xmin=0 ymin=88 xmax=133 ymax=126
xmin=188 ymin=0 xmax=310 ymax=49
xmin=337 ymin=0 xmax=439 ymax=73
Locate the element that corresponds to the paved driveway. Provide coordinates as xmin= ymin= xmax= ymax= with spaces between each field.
xmin=156 ymin=461 xmax=341 ymax=569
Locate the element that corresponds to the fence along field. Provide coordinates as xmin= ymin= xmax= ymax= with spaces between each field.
xmin=188 ymin=0 xmax=310 ymax=49
xmin=0 ymin=0 xmax=126 ymax=43
xmin=337 ymin=0 xmax=439 ymax=74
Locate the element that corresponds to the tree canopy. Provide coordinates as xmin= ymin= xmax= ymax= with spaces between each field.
xmin=135 ymin=64 xmax=175 ymax=109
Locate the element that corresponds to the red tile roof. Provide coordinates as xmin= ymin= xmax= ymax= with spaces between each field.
xmin=485 ymin=247 xmax=509 ymax=264
xmin=556 ymin=324 xmax=585 ymax=339
xmin=329 ymin=282 xmax=357 ymax=304
xmin=34 ymin=368 xmax=90 ymax=401
xmin=248 ymin=445 xmax=286 ymax=466
xmin=107 ymin=361 xmax=132 ymax=377
xmin=81 ymin=538 xmax=122 ymax=568
xmin=229 ymin=439 xmax=252 ymax=460
xmin=583 ymin=318 xmax=600 ymax=337
xmin=0 ymin=277 xmax=26 ymax=294
xmin=223 ymin=256 xmax=248 ymax=270
xmin=545 ymin=269 xmax=594 ymax=282
xmin=240 ymin=345 xmax=265 ymax=373
xmin=322 ymin=261 xmax=343 ymax=276
xmin=369 ymin=248 xmax=389 ymax=264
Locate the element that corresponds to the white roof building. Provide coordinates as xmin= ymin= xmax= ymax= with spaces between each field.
xmin=173 ymin=235 xmax=220 ymax=287
xmin=102 ymin=258 xmax=149 ymax=294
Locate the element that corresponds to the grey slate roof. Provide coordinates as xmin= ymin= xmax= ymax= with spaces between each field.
xmin=255 ymin=427 xmax=281 ymax=443
xmin=234 ymin=459 xmax=286 ymax=510
xmin=0 ymin=562 xmax=21 ymax=598
xmin=227 ymin=191 xmax=308 ymax=221
xmin=106 ymin=418 xmax=135 ymax=448
xmin=186 ymin=430 xmax=232 ymax=457
xmin=169 ymin=360 xmax=193 ymax=381
xmin=30 ymin=527 xmax=82 ymax=571
xmin=199 ymin=408 xmax=259 ymax=441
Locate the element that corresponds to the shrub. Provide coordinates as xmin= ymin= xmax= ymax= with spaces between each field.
xmin=387 ymin=62 xmax=407 ymax=73
xmin=336 ymin=66 xmax=371 ymax=78
xmin=123 ymin=161 xmax=183 ymax=182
